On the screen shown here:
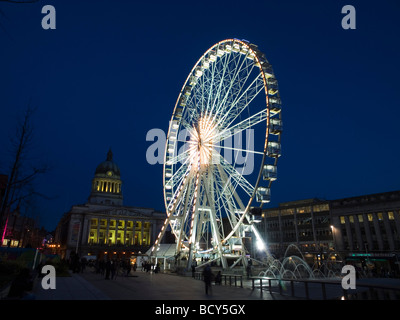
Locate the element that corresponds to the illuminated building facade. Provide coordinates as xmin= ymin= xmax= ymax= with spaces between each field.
xmin=330 ymin=191 xmax=400 ymax=272
xmin=55 ymin=149 xmax=165 ymax=260
xmin=261 ymin=198 xmax=332 ymax=263
xmin=261 ymin=191 xmax=400 ymax=272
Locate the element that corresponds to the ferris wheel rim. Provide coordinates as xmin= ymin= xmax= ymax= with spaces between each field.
xmin=156 ymin=38 xmax=282 ymax=253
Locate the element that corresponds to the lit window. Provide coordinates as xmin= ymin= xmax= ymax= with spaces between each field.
xmin=349 ymin=216 xmax=354 ymax=223
xmin=340 ymin=216 xmax=345 ymax=224
xmin=367 ymin=214 xmax=373 ymax=221
xmin=377 ymin=212 xmax=383 ymax=221
xmin=388 ymin=212 xmax=394 ymax=220
xmin=358 ymin=214 xmax=363 ymax=223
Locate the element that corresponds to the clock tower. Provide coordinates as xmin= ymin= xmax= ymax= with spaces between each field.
xmin=88 ymin=148 xmax=123 ymax=206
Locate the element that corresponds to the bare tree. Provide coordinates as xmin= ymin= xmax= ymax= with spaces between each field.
xmin=0 ymin=105 xmax=50 ymax=239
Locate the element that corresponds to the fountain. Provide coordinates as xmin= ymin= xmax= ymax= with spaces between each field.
xmin=256 ymin=244 xmax=345 ymax=280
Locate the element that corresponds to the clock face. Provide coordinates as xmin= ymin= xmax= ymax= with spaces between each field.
xmin=107 ymin=171 xmax=113 ymax=177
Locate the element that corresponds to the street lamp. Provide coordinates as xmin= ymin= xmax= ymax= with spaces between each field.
xmin=330 ymin=225 xmax=337 ymax=252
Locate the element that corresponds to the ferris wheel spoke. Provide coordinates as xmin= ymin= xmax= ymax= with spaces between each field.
xmin=213 ymin=144 xmax=264 ymax=156
xmin=165 ymin=145 xmax=194 ymax=166
xmin=215 ymin=161 xmax=247 ymax=236
xmin=179 ymin=118 xmax=196 ymax=136
xmin=217 ymin=72 xmax=264 ymax=129
xmin=217 ymin=153 xmax=255 ymax=198
xmin=165 ymin=160 xmax=190 ymax=192
xmin=205 ymin=52 xmax=231 ymax=118
xmin=213 ymin=56 xmax=256 ymax=118
xmin=215 ymin=108 xmax=268 ymax=142
xmin=204 ymin=57 xmax=220 ymax=118
xmin=213 ymin=53 xmax=252 ymax=121
xmin=213 ymin=169 xmax=240 ymax=232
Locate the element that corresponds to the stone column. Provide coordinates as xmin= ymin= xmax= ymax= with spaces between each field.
xmin=362 ymin=213 xmax=373 ymax=251
xmin=372 ymin=212 xmax=384 ymax=251
xmin=141 ymin=221 xmax=144 ymax=245
xmin=106 ymin=218 xmax=110 ymax=246
xmin=124 ymin=219 xmax=128 ymax=245
xmin=353 ymin=215 xmax=363 ymax=251
xmin=294 ymin=210 xmax=299 ymax=245
xmin=393 ymin=210 xmax=400 ymax=245
xmin=81 ymin=216 xmax=90 ymax=246
xmin=383 ymin=211 xmax=395 ymax=251
xmin=344 ymin=216 xmax=353 ymax=251
xmin=96 ymin=218 xmax=100 ymax=244
xmin=132 ymin=220 xmax=136 ymax=245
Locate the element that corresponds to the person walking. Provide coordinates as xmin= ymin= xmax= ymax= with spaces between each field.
xmin=192 ymin=264 xmax=196 ymax=278
xmin=215 ymin=271 xmax=222 ymax=285
xmin=126 ymin=261 xmax=132 ymax=276
xmin=202 ymin=264 xmax=213 ymax=295
xmin=110 ymin=260 xmax=117 ymax=279
xmin=105 ymin=259 xmax=111 ymax=280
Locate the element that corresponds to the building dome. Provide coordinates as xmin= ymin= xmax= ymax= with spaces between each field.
xmin=94 ymin=149 xmax=121 ymax=177
xmin=88 ymin=149 xmax=123 ymax=206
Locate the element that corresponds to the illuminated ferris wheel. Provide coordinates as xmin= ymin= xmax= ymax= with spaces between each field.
xmin=152 ymin=39 xmax=282 ymax=270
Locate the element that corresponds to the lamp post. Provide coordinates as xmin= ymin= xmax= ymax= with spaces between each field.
xmin=330 ymin=225 xmax=337 ymax=252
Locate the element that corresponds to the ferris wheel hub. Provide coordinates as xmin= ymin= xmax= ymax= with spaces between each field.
xmin=189 ymin=116 xmax=216 ymax=167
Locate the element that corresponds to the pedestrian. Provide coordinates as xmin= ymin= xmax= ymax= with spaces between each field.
xmin=126 ymin=261 xmax=132 ymax=276
xmin=141 ymin=259 xmax=145 ymax=271
xmin=246 ymin=264 xmax=252 ymax=279
xmin=215 ymin=271 xmax=222 ymax=285
xmin=202 ymin=264 xmax=213 ymax=295
xmin=105 ymin=259 xmax=111 ymax=280
xmin=111 ymin=260 xmax=117 ymax=279
xmin=192 ymin=264 xmax=196 ymax=278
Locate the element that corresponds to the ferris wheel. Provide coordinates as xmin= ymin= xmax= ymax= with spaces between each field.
xmin=151 ymin=39 xmax=282 ymax=270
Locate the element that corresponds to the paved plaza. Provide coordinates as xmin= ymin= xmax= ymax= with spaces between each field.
xmin=31 ymin=267 xmax=400 ymax=301
xmin=32 ymin=269 xmax=295 ymax=300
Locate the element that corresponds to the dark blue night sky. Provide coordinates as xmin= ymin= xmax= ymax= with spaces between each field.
xmin=1 ymin=0 xmax=399 ymax=231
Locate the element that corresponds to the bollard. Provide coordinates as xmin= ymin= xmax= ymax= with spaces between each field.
xmin=291 ymin=280 xmax=295 ymax=297
xmin=304 ymin=281 xmax=310 ymax=299
xmin=321 ymin=282 xmax=327 ymax=300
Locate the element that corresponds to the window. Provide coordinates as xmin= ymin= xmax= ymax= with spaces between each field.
xmin=388 ymin=212 xmax=394 ymax=220
xmin=377 ymin=212 xmax=383 ymax=221
xmin=297 ymin=206 xmax=311 ymax=214
xmin=90 ymin=218 xmax=98 ymax=227
xmin=281 ymin=208 xmax=294 ymax=216
xmin=313 ymin=204 xmax=329 ymax=212
xmin=358 ymin=214 xmax=363 ymax=223
xmin=367 ymin=213 xmax=373 ymax=221
xmin=349 ymin=216 xmax=354 ymax=223
xmin=340 ymin=216 xmax=345 ymax=224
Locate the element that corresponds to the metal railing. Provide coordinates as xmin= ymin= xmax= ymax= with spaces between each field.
xmin=250 ymin=276 xmax=400 ymax=300
xmin=194 ymin=272 xmax=243 ymax=287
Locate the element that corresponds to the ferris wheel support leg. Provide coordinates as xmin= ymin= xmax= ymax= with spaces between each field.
xmin=209 ymin=210 xmax=228 ymax=270
xmin=187 ymin=206 xmax=200 ymax=270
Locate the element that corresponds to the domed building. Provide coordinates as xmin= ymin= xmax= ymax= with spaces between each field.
xmin=88 ymin=149 xmax=123 ymax=206
xmin=55 ymin=149 xmax=166 ymax=261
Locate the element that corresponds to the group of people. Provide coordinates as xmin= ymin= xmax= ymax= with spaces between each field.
xmin=93 ymin=258 xmax=138 ymax=279
xmin=141 ymin=260 xmax=161 ymax=273
xmin=67 ymin=253 xmax=163 ymax=280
